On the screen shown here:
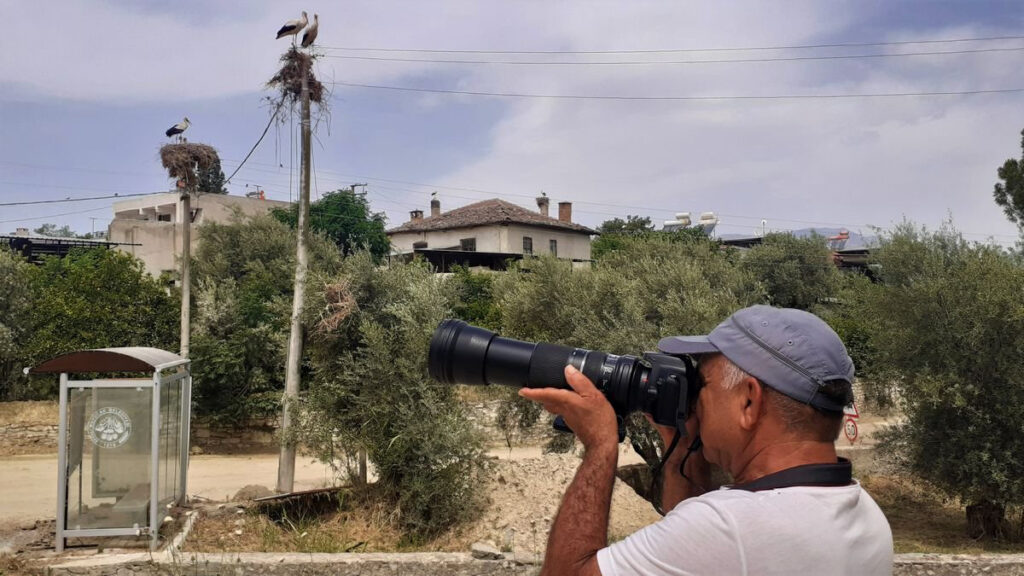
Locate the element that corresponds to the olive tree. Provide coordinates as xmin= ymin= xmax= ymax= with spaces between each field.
xmin=867 ymin=223 xmax=1024 ymax=540
xmin=0 ymin=249 xmax=34 ymax=400
xmin=299 ymin=254 xmax=488 ymax=537
xmin=741 ymin=232 xmax=840 ymax=311
xmin=190 ymin=213 xmax=340 ymax=423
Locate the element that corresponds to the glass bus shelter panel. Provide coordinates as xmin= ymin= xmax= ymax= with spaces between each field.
xmin=65 ymin=387 xmax=152 ymax=531
xmin=158 ymin=379 xmax=183 ymax=507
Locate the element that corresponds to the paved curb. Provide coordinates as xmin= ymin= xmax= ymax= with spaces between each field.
xmin=46 ymin=552 xmax=1024 ymax=575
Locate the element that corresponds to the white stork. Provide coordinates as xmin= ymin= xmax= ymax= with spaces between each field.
xmin=276 ymin=11 xmax=308 ymax=44
xmin=165 ymin=117 xmax=190 ymax=142
xmin=300 ymin=14 xmax=319 ymax=49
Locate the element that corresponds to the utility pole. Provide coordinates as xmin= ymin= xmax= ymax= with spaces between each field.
xmin=179 ymin=189 xmax=192 ymax=358
xmin=278 ymin=57 xmax=312 ymax=494
xmin=345 ymin=182 xmax=368 ymax=484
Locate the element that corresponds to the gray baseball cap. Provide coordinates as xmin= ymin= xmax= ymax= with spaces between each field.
xmin=657 ymin=305 xmax=854 ymax=413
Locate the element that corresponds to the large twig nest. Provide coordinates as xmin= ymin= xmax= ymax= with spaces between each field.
xmin=267 ymin=47 xmax=324 ymax=105
xmin=160 ymin=143 xmax=219 ymax=190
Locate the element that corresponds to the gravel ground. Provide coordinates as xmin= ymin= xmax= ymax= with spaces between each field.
xmin=463 ymin=449 xmax=662 ymax=555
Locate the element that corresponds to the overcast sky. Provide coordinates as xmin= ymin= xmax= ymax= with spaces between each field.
xmin=1 ymin=0 xmax=1022 ymax=246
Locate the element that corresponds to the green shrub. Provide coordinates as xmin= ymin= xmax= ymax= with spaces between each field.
xmin=300 ymin=254 xmax=488 ymax=537
xmin=190 ymin=213 xmax=340 ymax=423
xmin=865 ymin=222 xmax=1024 ymax=539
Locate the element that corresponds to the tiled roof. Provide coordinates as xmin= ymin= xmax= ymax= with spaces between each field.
xmin=386 ymin=199 xmax=597 ymax=235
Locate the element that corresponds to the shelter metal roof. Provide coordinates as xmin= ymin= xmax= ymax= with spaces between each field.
xmin=28 ymin=347 xmax=186 ymax=374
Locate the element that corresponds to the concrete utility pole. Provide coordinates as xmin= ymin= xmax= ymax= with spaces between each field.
xmin=278 ymin=59 xmax=312 ymax=494
xmin=179 ymin=190 xmax=192 ymax=358
xmin=344 ymin=182 xmax=368 ymax=485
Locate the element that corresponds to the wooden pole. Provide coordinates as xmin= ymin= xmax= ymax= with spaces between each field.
xmin=278 ymin=54 xmax=312 ymax=493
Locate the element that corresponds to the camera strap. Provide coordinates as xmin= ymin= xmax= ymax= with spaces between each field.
xmin=730 ymin=458 xmax=852 ymax=492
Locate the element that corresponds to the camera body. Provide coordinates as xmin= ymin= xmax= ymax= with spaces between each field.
xmin=429 ymin=319 xmax=702 ymax=434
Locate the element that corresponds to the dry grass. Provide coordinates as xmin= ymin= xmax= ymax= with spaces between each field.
xmin=184 ymin=487 xmax=461 ymax=554
xmin=159 ymin=143 xmax=219 ymax=190
xmin=862 ymin=474 xmax=1024 ymax=553
xmin=0 ymin=401 xmax=58 ymax=426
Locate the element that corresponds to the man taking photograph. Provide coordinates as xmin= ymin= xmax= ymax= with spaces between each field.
xmin=519 ymin=305 xmax=894 ymax=576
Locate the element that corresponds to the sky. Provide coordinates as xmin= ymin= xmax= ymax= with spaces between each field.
xmin=1 ymin=0 xmax=1022 ymax=246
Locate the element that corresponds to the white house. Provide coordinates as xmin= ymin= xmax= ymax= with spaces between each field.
xmin=387 ymin=196 xmax=597 ymax=271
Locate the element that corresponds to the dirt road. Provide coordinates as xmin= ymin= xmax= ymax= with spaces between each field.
xmin=0 ymin=453 xmax=338 ymax=523
xmin=0 ymin=446 xmax=646 ymax=525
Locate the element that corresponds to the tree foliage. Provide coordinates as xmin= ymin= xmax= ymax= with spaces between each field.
xmin=299 ymin=254 xmax=487 ymax=537
xmin=597 ymin=214 xmax=654 ymax=236
xmin=0 ymin=250 xmax=34 ymax=400
xmin=19 ymin=248 xmax=178 ymax=398
xmin=494 ymin=235 xmax=764 ymax=459
xmin=993 ymin=128 xmax=1024 ymax=228
xmin=741 ymin=232 xmax=840 ymax=311
xmin=273 ymin=189 xmax=390 ymax=261
xmin=33 ymin=223 xmax=78 ymax=238
xmin=197 ymin=156 xmax=228 ymax=194
xmin=190 ymin=213 xmax=341 ymax=423
xmin=861 ymin=223 xmax=1024 ymax=538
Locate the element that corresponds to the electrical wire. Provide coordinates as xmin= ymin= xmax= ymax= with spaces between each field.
xmin=224 ymin=100 xmax=283 ymax=185
xmin=331 ymin=82 xmax=1024 ymax=101
xmin=323 ymin=45 xmax=1024 ymax=66
xmin=319 ymin=34 xmax=1024 ymax=55
xmin=0 ymin=192 xmax=161 ymax=207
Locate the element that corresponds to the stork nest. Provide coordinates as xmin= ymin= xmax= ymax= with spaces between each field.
xmin=315 ymin=279 xmax=357 ymax=335
xmin=160 ymin=143 xmax=219 ymax=190
xmin=267 ymin=47 xmax=324 ymax=105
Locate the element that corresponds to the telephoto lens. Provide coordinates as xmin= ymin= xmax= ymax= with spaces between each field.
xmin=428 ymin=319 xmax=699 ymax=431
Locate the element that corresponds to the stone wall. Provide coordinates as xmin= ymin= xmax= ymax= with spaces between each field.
xmin=190 ymin=419 xmax=277 ymax=454
xmin=0 ymin=423 xmax=58 ymax=456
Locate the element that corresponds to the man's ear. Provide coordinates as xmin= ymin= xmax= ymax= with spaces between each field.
xmin=737 ymin=377 xmax=764 ymax=431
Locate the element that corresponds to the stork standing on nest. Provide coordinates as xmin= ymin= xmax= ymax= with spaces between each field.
xmin=276 ymin=11 xmax=308 ymax=45
xmin=301 ymin=14 xmax=319 ymax=49
xmin=165 ymin=117 xmax=190 ymax=142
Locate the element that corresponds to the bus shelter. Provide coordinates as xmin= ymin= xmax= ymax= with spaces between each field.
xmin=28 ymin=348 xmax=191 ymax=551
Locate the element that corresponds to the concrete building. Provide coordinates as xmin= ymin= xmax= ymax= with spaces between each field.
xmin=386 ymin=196 xmax=597 ymax=271
xmin=107 ymin=192 xmax=289 ymax=278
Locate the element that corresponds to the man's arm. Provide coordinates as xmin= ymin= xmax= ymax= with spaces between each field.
xmin=519 ymin=365 xmax=620 ymax=576
xmin=543 ymin=437 xmax=617 ymax=576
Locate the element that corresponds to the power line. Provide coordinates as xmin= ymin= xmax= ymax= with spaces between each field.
xmin=0 ymin=192 xmax=160 ymax=207
xmin=332 ymin=82 xmax=1024 ymax=101
xmin=225 ymin=100 xmax=283 ymax=185
xmin=324 ymin=45 xmax=1024 ymax=66
xmin=320 ymin=34 xmax=1024 ymax=55
xmin=0 ymin=205 xmax=111 ymax=225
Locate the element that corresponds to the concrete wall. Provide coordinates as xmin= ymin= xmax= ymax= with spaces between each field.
xmin=389 ymin=224 xmax=591 ymax=262
xmin=108 ymin=193 xmax=289 ymax=278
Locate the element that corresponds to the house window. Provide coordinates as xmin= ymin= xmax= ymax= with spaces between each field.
xmin=523 ymin=236 xmax=533 ymax=255
xmin=413 ymin=241 xmax=428 ymax=250
xmin=460 ymin=238 xmax=476 ymax=252
xmin=157 ymin=214 xmax=172 ymax=222
xmin=549 ymin=239 xmax=558 ymax=256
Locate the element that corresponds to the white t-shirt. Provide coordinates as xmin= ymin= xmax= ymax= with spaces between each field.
xmin=597 ymin=482 xmax=893 ymax=576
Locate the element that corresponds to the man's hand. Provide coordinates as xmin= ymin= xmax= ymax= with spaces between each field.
xmin=519 ymin=365 xmax=619 ymax=451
